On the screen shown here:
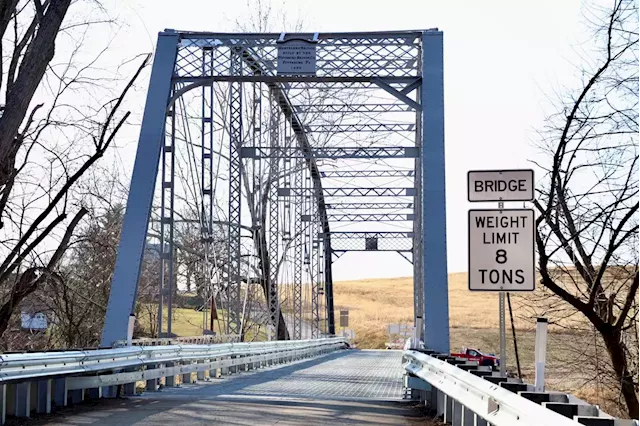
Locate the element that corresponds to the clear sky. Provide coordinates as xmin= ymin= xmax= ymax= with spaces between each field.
xmin=104 ymin=0 xmax=588 ymax=280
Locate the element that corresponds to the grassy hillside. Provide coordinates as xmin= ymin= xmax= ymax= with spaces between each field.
xmin=332 ymin=272 xmax=536 ymax=348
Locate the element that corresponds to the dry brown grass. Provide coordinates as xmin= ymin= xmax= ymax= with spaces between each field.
xmin=333 ymin=276 xmax=414 ymax=348
xmin=333 ymin=272 xmax=535 ymax=348
xmin=333 ymin=272 xmax=596 ymax=348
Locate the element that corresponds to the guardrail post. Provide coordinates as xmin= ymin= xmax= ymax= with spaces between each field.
xmin=435 ymin=388 xmax=445 ymax=417
xmin=475 ymin=414 xmax=488 ymax=426
xmin=197 ymin=361 xmax=206 ymax=381
xmin=165 ymin=362 xmax=176 ymax=387
xmin=15 ymin=382 xmax=31 ymax=418
xmin=461 ymin=406 xmax=475 ymax=426
xmin=452 ymin=399 xmax=463 ymax=426
xmin=53 ymin=378 xmax=67 ymax=407
xmin=205 ymin=359 xmax=212 ymax=378
xmin=69 ymin=388 xmax=83 ymax=405
xmin=87 ymin=387 xmax=102 ymax=399
xmin=101 ymin=384 xmax=118 ymax=399
xmin=123 ymin=381 xmax=136 ymax=396
xmin=1 ymin=383 xmax=7 ymax=424
xmin=146 ymin=364 xmax=159 ymax=391
xmin=182 ymin=363 xmax=193 ymax=385
xmin=211 ymin=358 xmax=220 ymax=378
xmin=36 ymin=379 xmax=52 ymax=414
xmin=230 ymin=355 xmax=237 ymax=374
xmin=240 ymin=355 xmax=247 ymax=372
xmin=121 ymin=367 xmax=137 ymax=396
xmin=264 ymin=352 xmax=270 ymax=367
xmin=221 ymin=357 xmax=229 ymax=375
xmin=443 ymin=394 xmax=453 ymax=424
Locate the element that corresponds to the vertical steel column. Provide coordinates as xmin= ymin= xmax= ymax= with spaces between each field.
xmin=227 ymin=51 xmax=243 ymax=335
xmin=313 ymin=233 xmax=329 ymax=334
xmin=267 ymin=89 xmax=280 ymax=340
xmin=414 ymin=58 xmax=425 ymax=340
xmin=309 ymin=178 xmax=319 ymax=338
xmin=101 ymin=31 xmax=179 ymax=346
xmin=324 ymin=230 xmax=335 ymax=336
xmin=421 ymin=31 xmax=450 ymax=353
xmin=293 ymin=155 xmax=303 ymax=340
xmin=159 ymin=95 xmax=176 ymax=337
xmin=201 ymin=47 xmax=214 ymax=332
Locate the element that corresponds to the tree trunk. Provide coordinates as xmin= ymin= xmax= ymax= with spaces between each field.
xmin=253 ymin=227 xmax=290 ymax=340
xmin=601 ymin=327 xmax=639 ymax=418
xmin=0 ymin=0 xmax=72 ymax=181
xmin=0 ymin=268 xmax=40 ymax=337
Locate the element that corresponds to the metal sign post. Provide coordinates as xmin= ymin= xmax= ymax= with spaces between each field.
xmin=499 ymin=291 xmax=506 ymax=376
xmin=498 ymin=201 xmax=506 ymax=376
xmin=467 ymin=169 xmax=535 ymax=377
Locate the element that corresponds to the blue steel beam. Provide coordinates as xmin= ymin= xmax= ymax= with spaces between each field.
xmin=101 ymin=31 xmax=179 ymax=346
xmin=421 ymin=31 xmax=449 ymax=353
xmin=241 ymin=146 xmax=418 ymax=159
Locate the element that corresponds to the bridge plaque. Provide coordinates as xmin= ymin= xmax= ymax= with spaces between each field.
xmin=468 ymin=209 xmax=535 ymax=291
xmin=277 ymin=38 xmax=317 ymax=75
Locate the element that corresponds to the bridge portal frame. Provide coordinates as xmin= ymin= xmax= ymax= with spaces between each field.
xmin=100 ymin=29 xmax=449 ymax=353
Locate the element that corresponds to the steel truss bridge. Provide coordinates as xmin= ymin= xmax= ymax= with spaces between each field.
xmin=0 ymin=29 xmax=630 ymax=426
xmin=98 ymin=28 xmax=449 ymax=351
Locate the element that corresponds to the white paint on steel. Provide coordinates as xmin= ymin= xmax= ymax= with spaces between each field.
xmin=535 ymin=318 xmax=548 ymax=392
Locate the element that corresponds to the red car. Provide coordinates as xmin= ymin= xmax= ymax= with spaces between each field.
xmin=450 ymin=347 xmax=499 ymax=367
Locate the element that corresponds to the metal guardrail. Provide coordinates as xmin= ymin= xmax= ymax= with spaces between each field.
xmin=0 ymin=337 xmax=347 ymax=424
xmin=403 ymin=350 xmax=638 ymax=426
xmin=117 ymin=334 xmax=242 ymax=347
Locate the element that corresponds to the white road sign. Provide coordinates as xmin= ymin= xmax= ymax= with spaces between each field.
xmin=277 ymin=39 xmax=316 ymax=75
xmin=468 ymin=169 xmax=534 ymax=202
xmin=468 ymin=209 xmax=535 ymax=291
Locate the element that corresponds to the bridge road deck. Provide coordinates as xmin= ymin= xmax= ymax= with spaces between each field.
xmin=22 ymin=350 xmax=435 ymax=425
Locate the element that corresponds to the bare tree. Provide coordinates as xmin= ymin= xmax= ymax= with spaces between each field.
xmin=534 ymin=0 xmax=638 ymax=416
xmin=0 ymin=1 xmax=149 ymax=340
xmin=42 ymin=204 xmax=124 ymax=348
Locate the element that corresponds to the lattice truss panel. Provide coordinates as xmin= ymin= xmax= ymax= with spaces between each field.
xmin=174 ymin=33 xmax=420 ymax=79
xmin=328 ymin=232 xmax=414 ymax=252
xmin=146 ymin=30 xmax=423 ymax=341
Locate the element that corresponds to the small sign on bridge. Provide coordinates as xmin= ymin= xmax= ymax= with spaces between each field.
xmin=339 ymin=310 xmax=349 ymax=327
